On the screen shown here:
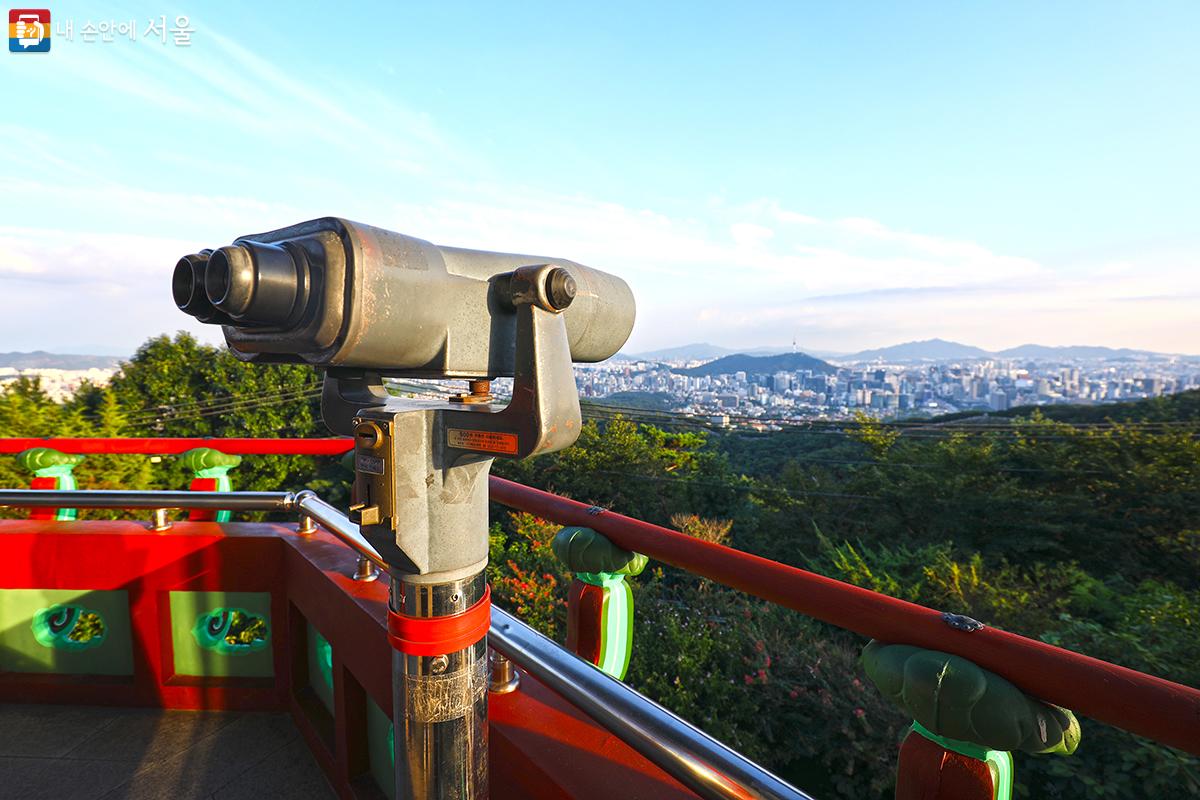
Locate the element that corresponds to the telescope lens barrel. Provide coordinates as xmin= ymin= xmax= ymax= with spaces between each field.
xmin=205 ymin=242 xmax=305 ymax=326
xmin=172 ymin=250 xmax=236 ymax=325
xmin=172 ymin=254 xmax=205 ymax=313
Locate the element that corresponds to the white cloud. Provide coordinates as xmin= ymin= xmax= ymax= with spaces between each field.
xmin=1 ymin=171 xmax=1194 ymax=355
xmin=385 ymin=187 xmax=1046 ymax=303
xmin=730 ymin=222 xmax=775 ymax=248
xmin=0 ymin=226 xmax=197 ymax=284
xmin=0 ymin=225 xmax=223 ymax=352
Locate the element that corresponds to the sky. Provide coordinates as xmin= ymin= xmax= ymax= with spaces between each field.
xmin=1 ymin=1 xmax=1198 ymax=356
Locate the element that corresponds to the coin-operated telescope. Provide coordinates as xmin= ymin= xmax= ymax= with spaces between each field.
xmin=173 ymin=217 xmax=635 ymax=800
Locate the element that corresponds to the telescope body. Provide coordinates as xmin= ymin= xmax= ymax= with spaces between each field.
xmin=172 ymin=217 xmax=635 ymax=378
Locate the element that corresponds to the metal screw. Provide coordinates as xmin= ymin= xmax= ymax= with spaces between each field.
xmin=430 ymin=654 xmax=450 ymax=674
xmin=545 ymin=267 xmax=577 ymax=310
xmin=450 ymin=592 xmax=461 ymax=605
xmin=352 ymin=554 xmax=378 ymax=582
xmin=489 ymin=650 xmax=520 ymax=694
xmin=450 ymin=378 xmax=493 ymax=404
xmin=149 ymin=508 xmax=172 ymax=532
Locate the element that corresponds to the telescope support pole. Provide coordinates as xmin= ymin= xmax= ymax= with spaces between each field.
xmin=390 ymin=571 xmax=490 ymax=800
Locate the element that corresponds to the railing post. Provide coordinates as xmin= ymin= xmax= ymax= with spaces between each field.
xmin=552 ymin=526 xmax=647 ymax=680
xmin=179 ymin=447 xmax=242 ymax=522
xmin=17 ymin=447 xmax=84 ymax=521
xmin=895 ymin=724 xmax=1012 ymax=800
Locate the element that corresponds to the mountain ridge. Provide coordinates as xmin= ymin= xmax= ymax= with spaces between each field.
xmin=835 ymin=340 xmax=1187 ymax=362
xmin=672 ymin=351 xmax=837 ymax=377
xmin=0 ymin=351 xmax=124 ymax=370
xmin=618 ymin=339 xmax=1189 ymax=365
xmin=622 ymin=343 xmax=794 ymax=362
xmin=839 ymin=338 xmax=989 ymax=362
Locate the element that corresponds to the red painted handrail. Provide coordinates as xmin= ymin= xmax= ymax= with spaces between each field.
xmin=488 ymin=475 xmax=1200 ymax=757
xmin=0 ymin=438 xmax=354 ymax=455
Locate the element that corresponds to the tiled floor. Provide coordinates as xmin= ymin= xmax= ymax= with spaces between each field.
xmin=0 ymin=703 xmax=337 ymax=800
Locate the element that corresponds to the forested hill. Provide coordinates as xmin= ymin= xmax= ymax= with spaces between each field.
xmin=672 ymin=351 xmax=836 ymax=377
xmin=936 ymin=388 xmax=1200 ymax=424
xmin=718 ymin=389 xmax=1200 ymax=481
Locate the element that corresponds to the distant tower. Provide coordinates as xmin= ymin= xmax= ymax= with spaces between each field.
xmin=792 ymin=336 xmax=797 ymax=354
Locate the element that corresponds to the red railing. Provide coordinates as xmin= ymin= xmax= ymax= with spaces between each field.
xmin=489 ymin=475 xmax=1200 ymax=757
xmin=0 ymin=437 xmax=354 ymax=455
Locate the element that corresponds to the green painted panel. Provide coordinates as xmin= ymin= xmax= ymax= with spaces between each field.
xmin=0 ymin=589 xmax=133 ymax=675
xmin=169 ymin=591 xmax=273 ymax=678
xmin=306 ymin=621 xmax=335 ymax=715
xmin=367 ymin=696 xmax=397 ymax=800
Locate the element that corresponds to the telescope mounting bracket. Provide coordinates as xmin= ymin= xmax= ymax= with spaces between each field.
xmin=320 ymin=265 xmax=583 ymax=579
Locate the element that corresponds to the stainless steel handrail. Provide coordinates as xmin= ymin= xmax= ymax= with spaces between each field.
xmin=0 ymin=489 xmax=297 ymax=511
xmin=489 ymin=606 xmax=814 ymax=800
xmin=294 ymin=492 xmax=390 ymax=573
xmin=0 ymin=488 xmax=391 ymax=573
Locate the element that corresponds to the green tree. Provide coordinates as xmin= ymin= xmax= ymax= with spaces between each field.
xmin=108 ymin=332 xmax=347 ymax=505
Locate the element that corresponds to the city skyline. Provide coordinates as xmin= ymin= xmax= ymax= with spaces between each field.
xmin=578 ymin=346 xmax=1199 ymax=426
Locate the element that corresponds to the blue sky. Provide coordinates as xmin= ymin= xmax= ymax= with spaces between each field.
xmin=2 ymin=1 xmax=1198 ymax=355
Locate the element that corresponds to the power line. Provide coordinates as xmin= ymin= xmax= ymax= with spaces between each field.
xmin=112 ymin=377 xmax=448 ymax=426
xmin=79 ymin=383 xmax=322 ymax=425
xmin=118 ymin=386 xmax=324 ymax=426
xmin=100 ymin=388 xmax=324 ymax=432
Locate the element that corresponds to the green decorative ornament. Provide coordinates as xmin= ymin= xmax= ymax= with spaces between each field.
xmin=178 ymin=447 xmax=242 ymax=474
xmin=17 ymin=448 xmax=85 ymax=473
xmin=32 ymin=604 xmax=107 ymax=650
xmin=862 ymin=640 xmax=1080 ymax=755
xmin=192 ymin=608 xmax=270 ymax=655
xmin=18 ymin=448 xmax=83 ymax=519
xmin=552 ymin=527 xmax=648 ymax=577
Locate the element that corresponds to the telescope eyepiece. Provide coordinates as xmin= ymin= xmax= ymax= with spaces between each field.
xmin=172 ymin=253 xmax=205 ymax=313
xmin=205 ymin=246 xmax=250 ymax=315
xmin=173 ymin=250 xmax=235 ymax=325
xmin=205 ymin=242 xmax=307 ymax=326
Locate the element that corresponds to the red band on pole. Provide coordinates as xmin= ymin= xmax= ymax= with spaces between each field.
xmin=388 ymin=585 xmax=492 ymax=656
